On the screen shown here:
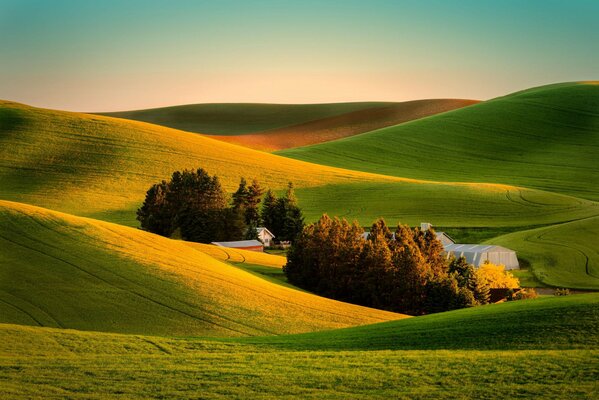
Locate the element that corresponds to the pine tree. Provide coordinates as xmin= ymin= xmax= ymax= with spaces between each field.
xmin=231 ymin=177 xmax=248 ymax=211
xmin=136 ymin=181 xmax=174 ymax=237
xmin=261 ymin=190 xmax=278 ymax=236
xmin=245 ymin=179 xmax=264 ymax=226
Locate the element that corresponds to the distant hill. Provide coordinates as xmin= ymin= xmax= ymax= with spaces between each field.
xmin=0 ymin=200 xmax=403 ymax=337
xmin=2 ymin=99 xmax=592 ymax=229
xmin=209 ymin=99 xmax=478 ymax=151
xmin=278 ymin=82 xmax=599 ymax=201
xmin=98 ymin=102 xmax=395 ymax=135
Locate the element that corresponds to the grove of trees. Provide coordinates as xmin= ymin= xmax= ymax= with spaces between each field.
xmin=284 ymin=215 xmax=502 ymax=315
xmin=136 ymin=168 xmax=304 ymax=244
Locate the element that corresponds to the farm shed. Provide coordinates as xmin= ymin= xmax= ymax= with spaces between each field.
xmin=212 ymin=240 xmax=264 ymax=252
xmin=256 ymin=227 xmax=275 ymax=246
xmin=443 ymin=244 xmax=520 ymax=270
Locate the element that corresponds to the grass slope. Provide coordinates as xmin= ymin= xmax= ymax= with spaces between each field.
xmin=183 ymin=241 xmax=286 ymax=268
xmin=279 ymin=82 xmax=599 ymax=201
xmin=99 ymin=102 xmax=394 ymax=135
xmin=209 ymin=99 xmax=477 ymax=151
xmin=0 ymin=200 xmax=403 ymax=337
xmin=489 ymin=216 xmax=599 ymax=289
xmin=0 ymin=99 xmax=595 ymax=229
xmin=1 ymin=294 xmax=597 ymax=399
xmin=243 ymin=293 xmax=599 ymax=350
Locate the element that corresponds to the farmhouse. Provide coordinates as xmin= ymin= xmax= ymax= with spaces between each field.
xmin=256 ymin=227 xmax=275 ymax=247
xmin=211 ymin=239 xmax=264 ymax=252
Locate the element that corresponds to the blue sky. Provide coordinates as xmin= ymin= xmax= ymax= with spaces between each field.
xmin=1 ymin=0 xmax=597 ymax=111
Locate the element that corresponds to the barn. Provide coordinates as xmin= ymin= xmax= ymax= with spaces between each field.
xmin=211 ymin=239 xmax=264 ymax=252
xmin=256 ymin=227 xmax=275 ymax=247
xmin=443 ymin=243 xmax=520 ymax=270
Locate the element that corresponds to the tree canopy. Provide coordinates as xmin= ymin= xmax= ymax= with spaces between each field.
xmin=284 ymin=215 xmax=505 ymax=315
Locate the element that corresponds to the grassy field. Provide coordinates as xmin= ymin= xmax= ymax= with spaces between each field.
xmin=279 ymin=82 xmax=599 ymax=201
xmin=2 ymin=99 xmax=594 ymax=230
xmin=208 ymin=99 xmax=477 ymax=151
xmin=0 ymin=200 xmax=403 ymax=337
xmin=99 ymin=102 xmax=395 ymax=135
xmin=1 ymin=294 xmax=597 ymax=399
xmin=489 ymin=216 xmax=599 ymax=289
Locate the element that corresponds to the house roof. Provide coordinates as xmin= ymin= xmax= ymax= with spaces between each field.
xmin=256 ymin=227 xmax=275 ymax=238
xmin=443 ymin=244 xmax=515 ymax=253
xmin=212 ymin=240 xmax=263 ymax=248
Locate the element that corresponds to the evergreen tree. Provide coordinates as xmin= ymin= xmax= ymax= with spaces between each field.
xmin=245 ymin=179 xmax=264 ymax=226
xmin=261 ymin=190 xmax=278 ymax=237
xmin=136 ymin=181 xmax=174 ymax=237
xmin=232 ymin=177 xmax=249 ymax=211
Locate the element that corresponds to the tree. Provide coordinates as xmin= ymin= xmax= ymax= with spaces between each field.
xmin=448 ymin=256 xmax=490 ymax=305
xmin=284 ymin=216 xmax=487 ymax=315
xmin=260 ymin=184 xmax=304 ymax=242
xmin=231 ymin=177 xmax=249 ymax=211
xmin=245 ymin=179 xmax=264 ymax=226
xmin=136 ymin=181 xmax=174 ymax=236
xmin=476 ymin=262 xmax=520 ymax=289
xmin=261 ymin=190 xmax=278 ymax=236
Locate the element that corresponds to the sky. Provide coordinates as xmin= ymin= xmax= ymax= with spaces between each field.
xmin=0 ymin=0 xmax=598 ymax=111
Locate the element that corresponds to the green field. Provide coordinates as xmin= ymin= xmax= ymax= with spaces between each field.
xmin=489 ymin=216 xmax=599 ymax=289
xmin=279 ymin=82 xmax=599 ymax=201
xmin=2 ymin=99 xmax=594 ymax=232
xmin=1 ymin=294 xmax=597 ymax=399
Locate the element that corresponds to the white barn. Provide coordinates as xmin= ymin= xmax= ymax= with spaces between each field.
xmin=422 ymin=223 xmax=519 ymax=270
xmin=443 ymin=243 xmax=520 ymax=270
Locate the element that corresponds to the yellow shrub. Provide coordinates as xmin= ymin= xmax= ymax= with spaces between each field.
xmin=476 ymin=262 xmax=520 ymax=289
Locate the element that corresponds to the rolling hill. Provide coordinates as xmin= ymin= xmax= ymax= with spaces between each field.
xmin=0 ymin=200 xmax=403 ymax=337
xmin=489 ymin=216 xmax=599 ymax=289
xmin=278 ymin=82 xmax=599 ymax=201
xmin=99 ymin=102 xmax=396 ymax=135
xmin=1 ymin=294 xmax=597 ymax=398
xmin=204 ymin=99 xmax=478 ymax=151
xmin=0 ymin=99 xmax=595 ymax=229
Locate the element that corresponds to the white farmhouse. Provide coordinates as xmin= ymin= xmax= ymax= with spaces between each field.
xmin=256 ymin=227 xmax=275 ymax=247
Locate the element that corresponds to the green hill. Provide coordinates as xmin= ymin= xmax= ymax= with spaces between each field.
xmin=100 ymin=100 xmax=477 ymax=150
xmin=1 ymin=294 xmax=597 ymax=399
xmin=244 ymin=293 xmax=599 ymax=350
xmin=278 ymin=82 xmax=599 ymax=201
xmin=1 ymin=99 xmax=594 ymax=230
xmin=99 ymin=102 xmax=395 ymax=135
xmin=0 ymin=200 xmax=402 ymax=337
xmin=489 ymin=216 xmax=599 ymax=289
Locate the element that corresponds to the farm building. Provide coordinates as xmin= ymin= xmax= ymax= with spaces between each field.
xmin=256 ymin=227 xmax=275 ymax=246
xmin=443 ymin=243 xmax=520 ymax=270
xmin=211 ymin=240 xmax=264 ymax=252
xmin=435 ymin=231 xmax=456 ymax=247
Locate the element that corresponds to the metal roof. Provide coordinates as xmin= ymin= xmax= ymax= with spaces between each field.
xmin=212 ymin=240 xmax=263 ymax=248
xmin=443 ymin=244 xmax=515 ymax=253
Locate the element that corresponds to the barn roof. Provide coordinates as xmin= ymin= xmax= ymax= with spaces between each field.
xmin=212 ymin=240 xmax=263 ymax=248
xmin=444 ymin=244 xmax=515 ymax=253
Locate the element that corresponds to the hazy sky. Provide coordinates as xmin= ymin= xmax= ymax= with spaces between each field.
xmin=1 ymin=0 xmax=598 ymax=111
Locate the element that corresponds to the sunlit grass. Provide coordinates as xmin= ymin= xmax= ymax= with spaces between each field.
xmin=0 ymin=200 xmax=403 ymax=337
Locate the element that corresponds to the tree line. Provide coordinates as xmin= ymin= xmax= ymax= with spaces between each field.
xmin=284 ymin=215 xmax=520 ymax=315
xmin=136 ymin=168 xmax=304 ymax=243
